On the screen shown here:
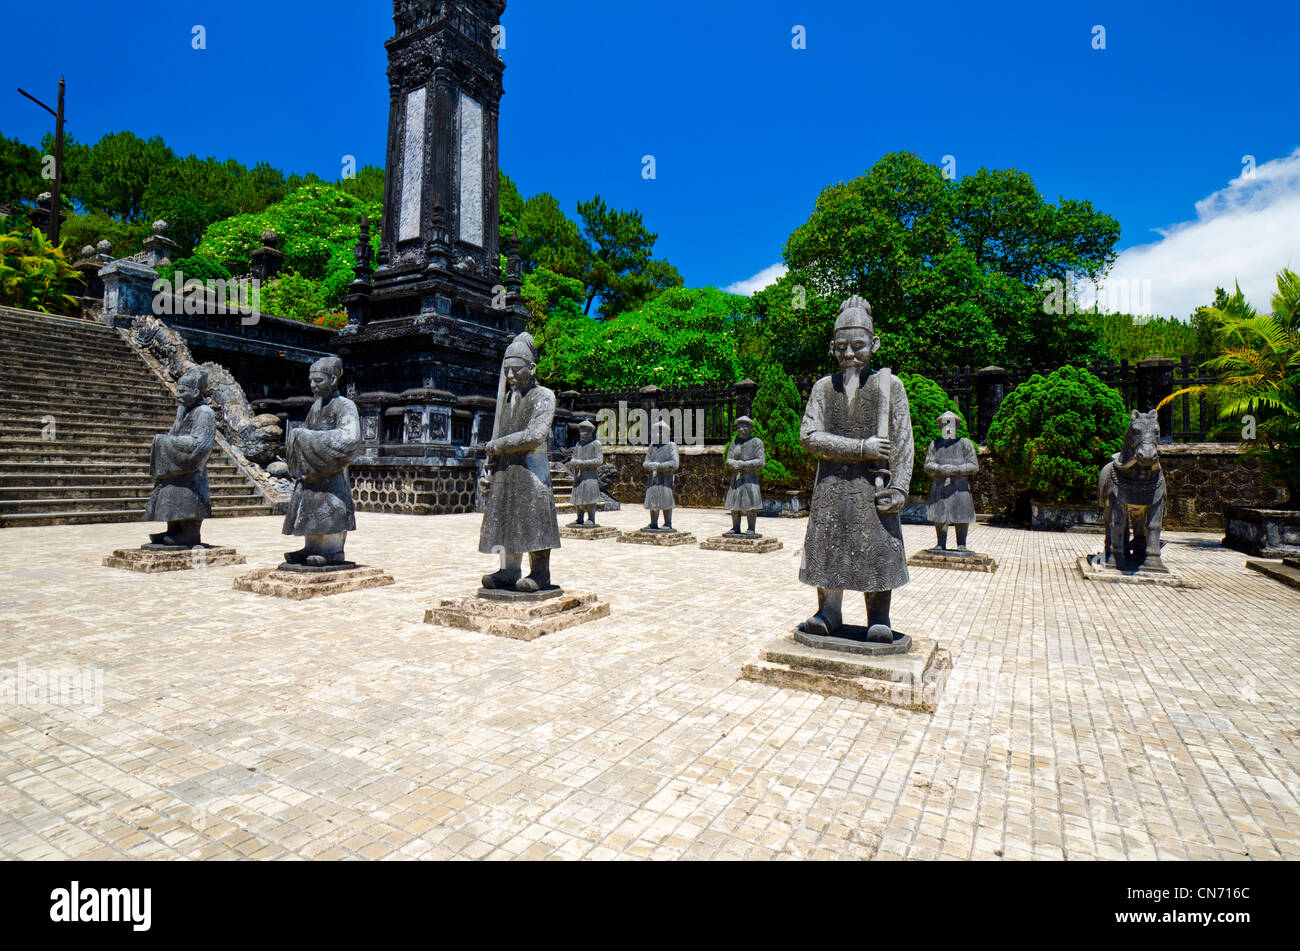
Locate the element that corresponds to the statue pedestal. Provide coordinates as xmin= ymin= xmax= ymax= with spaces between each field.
xmin=741 ymin=632 xmax=951 ymax=713
xmin=560 ymin=524 xmax=618 ymax=540
xmin=426 ymin=587 xmax=610 ymax=641
xmin=232 ymin=563 xmax=395 ymax=600
xmin=699 ymin=534 xmax=784 ymax=553
xmin=617 ymin=528 xmax=697 ymax=546
xmin=907 ymin=547 xmax=997 ymax=572
xmin=103 ymin=545 xmax=245 ymax=573
xmin=1076 ymin=554 xmax=1198 ymax=588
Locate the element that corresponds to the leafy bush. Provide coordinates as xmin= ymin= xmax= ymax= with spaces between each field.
xmin=986 ymin=365 xmax=1128 ymax=502
xmin=255 ymin=271 xmax=328 ymax=323
xmin=751 ymin=360 xmax=808 ymax=488
xmin=0 ymin=227 xmax=83 ymax=315
xmin=159 ymin=254 xmax=232 ymax=285
xmin=899 ymin=372 xmax=967 ymax=496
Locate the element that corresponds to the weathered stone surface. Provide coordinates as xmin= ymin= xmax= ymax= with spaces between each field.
xmin=741 ymin=636 xmax=951 ymax=713
xmin=1076 ymin=554 xmax=1198 ymax=588
xmin=794 ymin=628 xmax=912 ymax=655
xmin=602 ymin=445 xmax=727 ymax=509
xmin=232 ymin=565 xmax=394 ymax=599
xmin=1223 ymin=505 xmax=1300 ymax=558
xmin=1097 ymin=410 xmax=1168 ymax=571
xmin=699 ymin=534 xmax=783 ymax=553
xmin=426 ymin=590 xmax=609 ymax=641
xmin=560 ymin=524 xmax=618 ymax=540
xmin=908 ymin=548 xmax=998 ymax=572
xmin=617 ymin=528 xmax=697 ymax=546
xmin=1245 ymin=559 xmax=1300 ymax=591
xmin=103 ymin=546 xmax=244 ymax=573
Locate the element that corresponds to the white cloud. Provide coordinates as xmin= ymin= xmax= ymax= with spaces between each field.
xmin=1100 ymin=148 xmax=1300 ymax=318
xmin=723 ymin=262 xmax=786 ymax=297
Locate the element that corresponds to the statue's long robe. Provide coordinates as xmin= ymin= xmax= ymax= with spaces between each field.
xmin=799 ymin=370 xmax=913 ymax=592
xmin=568 ymin=438 xmax=604 ymax=507
xmin=282 ymin=394 xmax=361 ymax=536
xmin=723 ymin=435 xmax=766 ymax=513
xmin=479 ymin=384 xmax=562 ymax=554
xmin=642 ymin=441 xmax=679 ymax=510
xmin=924 ymin=436 xmax=978 ymax=525
xmin=146 ymin=403 xmax=216 ymax=522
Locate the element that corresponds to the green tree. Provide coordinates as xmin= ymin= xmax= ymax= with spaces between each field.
xmin=576 ymin=195 xmax=682 ymax=318
xmin=986 ymin=365 xmax=1128 ymax=503
xmin=781 ymin=152 xmax=1116 ymax=371
xmin=0 ymin=133 xmax=43 ymax=216
xmin=750 ymin=269 xmax=843 ymax=376
xmin=899 ymin=373 xmax=968 ymax=497
xmin=143 ymin=155 xmax=287 ymax=252
xmin=61 ymin=131 xmax=177 ymax=222
xmin=1160 ymin=273 xmax=1300 ymax=504
xmin=518 ymin=192 xmax=585 ymax=279
xmin=750 ymin=359 xmax=808 ymax=487
xmin=499 ymin=170 xmax=524 ymax=243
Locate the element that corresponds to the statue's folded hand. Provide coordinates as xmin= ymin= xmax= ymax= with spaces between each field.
xmin=860 ymin=436 xmax=891 ymax=460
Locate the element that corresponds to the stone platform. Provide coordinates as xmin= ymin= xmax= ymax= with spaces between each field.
xmin=699 ymin=533 xmax=784 ymax=553
xmin=907 ymin=548 xmax=997 ymax=572
xmin=1246 ymin=557 xmax=1300 ymax=591
xmin=741 ymin=634 xmax=951 ymax=713
xmin=426 ymin=587 xmax=610 ymax=641
xmin=232 ymin=563 xmax=395 ymax=600
xmin=1076 ymin=554 xmax=1199 ymax=588
xmin=560 ymin=524 xmax=618 ymax=540
xmin=103 ymin=545 xmax=245 ymax=573
xmin=617 ymin=528 xmax=697 ymax=546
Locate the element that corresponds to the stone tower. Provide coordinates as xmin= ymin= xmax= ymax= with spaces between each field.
xmin=337 ymin=0 xmax=527 ymax=398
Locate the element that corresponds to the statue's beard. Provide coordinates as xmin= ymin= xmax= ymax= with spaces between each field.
xmin=842 ymin=364 xmax=868 ymax=395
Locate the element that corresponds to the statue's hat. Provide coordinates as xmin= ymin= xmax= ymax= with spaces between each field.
xmin=834 ymin=295 xmax=874 ymax=332
xmin=735 ymin=415 xmax=754 ymax=426
xmin=936 ymin=409 xmax=963 ymax=425
xmin=503 ymin=332 xmax=537 ymax=364
xmin=577 ymin=418 xmax=596 ymax=430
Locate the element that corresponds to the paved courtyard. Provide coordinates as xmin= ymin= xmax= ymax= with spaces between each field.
xmin=0 ymin=509 xmax=1297 ymax=861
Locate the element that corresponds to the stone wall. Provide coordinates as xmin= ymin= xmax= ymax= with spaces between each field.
xmin=603 ymin=445 xmax=728 ymax=508
xmin=963 ymin=444 xmax=1288 ymax=531
xmin=350 ymin=461 xmax=478 ymax=515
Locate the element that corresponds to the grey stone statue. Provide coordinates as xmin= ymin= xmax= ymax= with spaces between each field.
xmin=642 ymin=420 xmax=679 ymax=531
xmin=724 ymin=415 xmax=766 ymax=535
xmin=924 ymin=410 xmax=979 ymax=550
xmin=567 ymin=419 xmax=604 ymax=527
xmin=479 ymin=332 xmax=562 ymax=591
xmin=145 ymin=367 xmax=216 ymax=547
xmin=799 ymin=296 xmax=913 ymax=642
xmin=282 ymin=356 xmax=362 ymax=567
xmin=1098 ymin=409 xmax=1167 ymax=570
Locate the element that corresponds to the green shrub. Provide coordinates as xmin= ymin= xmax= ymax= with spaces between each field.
xmin=899 ymin=372 xmax=967 ymax=496
xmin=256 ymin=271 xmax=328 ymax=323
xmin=751 ymin=360 xmax=808 ymax=488
xmin=986 ymin=365 xmax=1128 ymax=502
xmin=0 ymin=227 xmax=83 ymax=315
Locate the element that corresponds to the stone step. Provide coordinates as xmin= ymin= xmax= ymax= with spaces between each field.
xmin=2 ymin=420 xmax=187 ymax=439
xmin=0 ymin=380 xmax=177 ymax=402
xmin=0 ymin=459 xmax=243 ymax=474
xmin=0 ymin=352 xmax=155 ymax=374
xmin=0 ymin=480 xmax=258 ymax=501
xmin=0 ymin=470 xmax=249 ymax=488
xmin=2 ymin=490 xmax=262 ymax=514
xmin=0 ymin=322 xmax=122 ymax=344
xmin=0 ymin=503 xmax=275 ymax=528
xmin=0 ymin=407 xmax=175 ymax=425
xmin=0 ymin=368 xmax=163 ymax=389
xmin=0 ymin=399 xmax=175 ymax=419
xmin=0 ymin=337 xmax=134 ymax=362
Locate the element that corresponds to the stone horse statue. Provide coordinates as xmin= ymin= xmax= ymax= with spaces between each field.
xmin=1097 ymin=409 xmax=1166 ymax=570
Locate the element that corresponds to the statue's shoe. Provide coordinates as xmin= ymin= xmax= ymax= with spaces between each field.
xmin=305 ymin=555 xmax=328 ymax=567
xmin=481 ymin=569 xmax=521 ymax=589
xmin=866 ymin=623 xmax=894 ymax=644
xmin=283 ymin=549 xmax=309 ymax=565
xmin=799 ymin=613 xmax=839 ymax=636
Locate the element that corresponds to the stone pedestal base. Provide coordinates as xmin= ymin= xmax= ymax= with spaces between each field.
xmin=617 ymin=528 xmax=697 ymax=546
xmin=1076 ymin=554 xmax=1198 ymax=588
xmin=741 ymin=635 xmax=951 ymax=713
xmin=426 ymin=588 xmax=610 ymax=641
xmin=700 ymin=534 xmax=784 ymax=553
xmin=232 ymin=564 xmax=395 ymax=600
xmin=907 ymin=548 xmax=997 ymax=572
xmin=560 ymin=524 xmax=618 ymax=540
xmin=103 ymin=546 xmax=245 ymax=573
xmin=1246 ymin=558 xmax=1300 ymax=591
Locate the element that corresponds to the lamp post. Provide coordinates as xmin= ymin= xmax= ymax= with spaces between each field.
xmin=17 ymin=77 xmax=66 ymax=244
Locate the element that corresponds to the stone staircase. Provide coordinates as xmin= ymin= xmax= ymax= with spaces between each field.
xmin=550 ymin=463 xmax=574 ymax=514
xmin=0 ymin=307 xmax=274 ymax=528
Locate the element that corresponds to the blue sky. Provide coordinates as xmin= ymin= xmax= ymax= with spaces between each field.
xmin=3 ymin=0 xmax=1298 ymax=317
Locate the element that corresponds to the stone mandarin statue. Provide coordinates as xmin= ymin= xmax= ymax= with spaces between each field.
xmin=798 ymin=296 xmax=913 ymax=643
xmin=479 ymin=332 xmax=562 ymax=591
xmin=146 ymin=368 xmax=216 ymax=547
xmin=724 ymin=415 xmax=766 ymax=536
xmin=282 ymin=356 xmax=362 ymax=567
xmin=642 ymin=419 xmax=680 ymax=531
xmin=567 ymin=418 xmax=604 ymax=527
xmin=924 ymin=410 xmax=979 ymax=551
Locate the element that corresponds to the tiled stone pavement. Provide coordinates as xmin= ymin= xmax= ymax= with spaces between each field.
xmin=1 ymin=509 xmax=1297 ymax=861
